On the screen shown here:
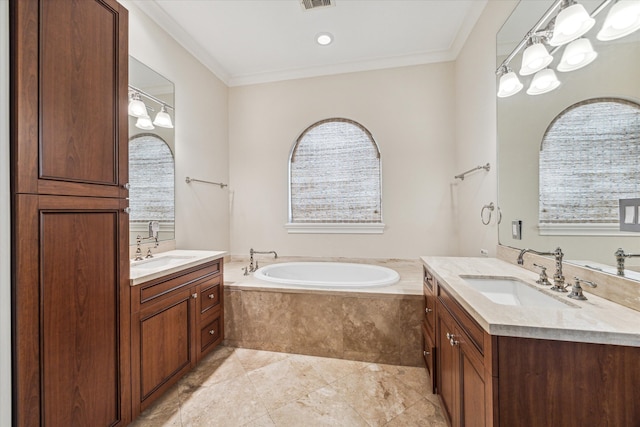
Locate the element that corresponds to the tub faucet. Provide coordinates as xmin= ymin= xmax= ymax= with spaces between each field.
xmin=614 ymin=248 xmax=640 ymax=276
xmin=248 ymin=248 xmax=278 ymax=272
xmin=517 ymin=247 xmax=566 ymax=292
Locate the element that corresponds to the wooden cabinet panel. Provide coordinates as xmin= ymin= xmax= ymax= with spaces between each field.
xmin=421 ymin=322 xmax=436 ymax=394
xmin=436 ymin=306 xmax=458 ymax=427
xmin=199 ymin=316 xmax=222 ymax=353
xmin=460 ymin=338 xmax=486 ymax=427
xmin=13 ymin=195 xmax=131 ymax=427
xmin=11 ymin=0 xmax=129 ymax=198
xmin=138 ymin=289 xmax=194 ymax=402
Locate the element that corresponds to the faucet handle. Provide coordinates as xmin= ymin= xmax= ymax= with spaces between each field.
xmin=533 ymin=263 xmax=551 ymax=286
xmin=568 ymin=277 xmax=597 ymax=301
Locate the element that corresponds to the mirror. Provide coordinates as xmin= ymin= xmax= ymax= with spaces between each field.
xmin=128 ymin=57 xmax=175 ymax=243
xmin=497 ymin=1 xmax=640 ymax=278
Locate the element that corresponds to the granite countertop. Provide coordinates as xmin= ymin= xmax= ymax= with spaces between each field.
xmin=421 ymin=256 xmax=640 ymax=347
xmin=130 ymin=249 xmax=227 ymax=286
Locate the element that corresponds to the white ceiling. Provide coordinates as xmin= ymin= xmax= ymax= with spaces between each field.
xmin=133 ymin=0 xmax=487 ymax=87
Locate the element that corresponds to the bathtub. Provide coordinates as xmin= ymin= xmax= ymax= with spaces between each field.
xmin=253 ymin=261 xmax=400 ymax=288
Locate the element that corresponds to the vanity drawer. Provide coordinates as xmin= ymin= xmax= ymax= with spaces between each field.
xmin=421 ymin=321 xmax=436 ymax=393
xmin=137 ymin=260 xmax=222 ymax=306
xmin=437 ymin=284 xmax=484 ymax=356
xmin=198 ymin=276 xmax=222 ymax=318
xmin=423 ymin=266 xmax=436 ymax=294
xmin=200 ymin=316 xmax=222 ymax=353
xmin=424 ymin=292 xmax=436 ymax=337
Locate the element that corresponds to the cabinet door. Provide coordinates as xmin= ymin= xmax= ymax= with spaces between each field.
xmin=133 ymin=287 xmax=196 ymax=414
xmin=459 ymin=332 xmax=487 ymax=427
xmin=13 ymin=194 xmax=131 ymax=427
xmin=437 ymin=307 xmax=459 ymax=427
xmin=11 ymin=0 xmax=129 ymax=198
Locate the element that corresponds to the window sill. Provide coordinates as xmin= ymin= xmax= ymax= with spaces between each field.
xmin=538 ymin=223 xmax=639 ymax=236
xmin=285 ymin=222 xmax=385 ymax=234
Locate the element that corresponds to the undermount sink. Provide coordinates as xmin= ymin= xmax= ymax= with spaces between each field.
xmin=461 ymin=276 xmax=573 ymax=309
xmin=130 ymin=255 xmax=196 ymax=270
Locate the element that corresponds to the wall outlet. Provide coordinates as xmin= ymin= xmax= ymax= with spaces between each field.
xmin=480 ymin=249 xmax=489 ymax=257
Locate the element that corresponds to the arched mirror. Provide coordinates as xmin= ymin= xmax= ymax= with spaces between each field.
xmin=128 ymin=57 xmax=175 ymax=243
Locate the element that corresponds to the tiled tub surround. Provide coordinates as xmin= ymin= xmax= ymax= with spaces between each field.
xmin=223 ymin=258 xmax=424 ymax=366
xmin=422 ymin=256 xmax=640 ymax=345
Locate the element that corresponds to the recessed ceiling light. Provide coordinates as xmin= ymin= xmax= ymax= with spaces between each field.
xmin=316 ymin=32 xmax=333 ymax=46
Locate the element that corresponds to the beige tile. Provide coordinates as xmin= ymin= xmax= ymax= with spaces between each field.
xmin=223 ymin=289 xmax=243 ymax=341
xmin=243 ymin=414 xmax=277 ymax=426
xmin=384 ymin=397 xmax=447 ymax=427
xmin=247 ymin=358 xmax=329 ymax=410
xmin=342 ymin=297 xmax=401 ymax=355
xmin=399 ymin=298 xmax=425 ymax=367
xmin=269 ymin=385 xmax=369 ymax=427
xmin=287 ymin=354 xmax=369 ymax=384
xmin=241 ymin=291 xmax=293 ymax=347
xmin=331 ymin=364 xmax=424 ymax=426
xmin=377 ymin=364 xmax=433 ymax=398
xmin=179 ymin=375 xmax=269 ymax=427
xmin=289 ymin=293 xmax=343 ymax=355
xmin=342 ymin=349 xmax=402 ymax=365
xmin=181 ymin=348 xmax=246 ymax=389
xmin=131 ymin=384 xmax=181 ymax=427
xmin=234 ymin=347 xmax=290 ymax=372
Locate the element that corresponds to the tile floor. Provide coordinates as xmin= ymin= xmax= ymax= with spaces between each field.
xmin=130 ymin=345 xmax=447 ymax=427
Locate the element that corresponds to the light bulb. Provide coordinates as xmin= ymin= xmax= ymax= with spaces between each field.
xmin=520 ymin=42 xmax=554 ymax=76
xmin=527 ymin=69 xmax=561 ymax=95
xmin=557 ymin=38 xmax=598 ymax=72
xmin=135 ymin=114 xmax=155 ymax=130
xmin=497 ymin=70 xmax=523 ymax=98
xmin=153 ymin=106 xmax=174 ymax=128
xmin=549 ymin=3 xmax=595 ymax=46
xmin=597 ymin=1 xmax=640 ymax=41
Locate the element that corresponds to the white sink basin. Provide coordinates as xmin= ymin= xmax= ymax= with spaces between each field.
xmin=461 ymin=276 xmax=572 ymax=309
xmin=131 ymin=255 xmax=196 ymax=270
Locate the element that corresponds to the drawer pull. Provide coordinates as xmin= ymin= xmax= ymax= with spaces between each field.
xmin=449 ymin=336 xmax=459 ymax=347
xmin=208 ymin=294 xmax=215 ymax=299
xmin=446 ymin=332 xmax=452 ymax=340
xmin=425 ymin=307 xmax=433 ymax=314
xmin=423 ymin=350 xmax=430 ymax=356
xmin=192 ymin=293 xmax=198 ymax=299
xmin=209 ymin=330 xmax=215 ymax=335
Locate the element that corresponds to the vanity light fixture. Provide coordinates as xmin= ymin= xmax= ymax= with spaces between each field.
xmin=527 ymin=68 xmax=561 ymax=95
xmin=520 ymin=38 xmax=554 ymax=75
xmin=497 ymin=66 xmax=524 ymax=98
xmin=557 ymin=38 xmax=598 ymax=71
xmin=549 ymin=1 xmax=596 ymax=46
xmin=316 ymin=32 xmax=333 ymax=46
xmin=128 ymin=92 xmax=147 ymax=118
xmin=135 ymin=114 xmax=155 ymax=130
xmin=597 ymin=0 xmax=640 ymax=41
xmin=153 ymin=105 xmax=174 ymax=128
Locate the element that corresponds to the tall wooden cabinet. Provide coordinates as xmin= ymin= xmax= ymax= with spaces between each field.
xmin=11 ymin=0 xmax=130 ymax=425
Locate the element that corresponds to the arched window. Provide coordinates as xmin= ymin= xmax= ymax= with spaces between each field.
xmin=287 ymin=118 xmax=383 ymax=233
xmin=129 ymin=133 xmax=175 ymax=232
xmin=539 ymin=98 xmax=640 ymax=233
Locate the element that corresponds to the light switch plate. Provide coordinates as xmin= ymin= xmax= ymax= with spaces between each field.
xmin=512 ymin=220 xmax=522 ymax=240
xmin=619 ymin=198 xmax=640 ymax=232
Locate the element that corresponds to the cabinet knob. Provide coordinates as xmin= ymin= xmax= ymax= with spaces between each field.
xmin=446 ymin=332 xmax=452 ymax=340
xmin=123 ymin=183 xmax=130 ymax=190
xmin=209 ymin=330 xmax=215 ymax=335
xmin=425 ymin=307 xmax=433 ymax=314
xmin=208 ymin=294 xmax=215 ymax=299
xmin=123 ymin=207 xmax=131 ymax=214
xmin=449 ymin=336 xmax=459 ymax=347
xmin=423 ymin=350 xmax=430 ymax=356
xmin=192 ymin=293 xmax=198 ymax=299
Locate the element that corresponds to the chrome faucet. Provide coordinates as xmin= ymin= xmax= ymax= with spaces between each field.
xmin=134 ymin=221 xmax=160 ymax=261
xmin=246 ymin=248 xmax=278 ymax=274
xmin=614 ymin=248 xmax=640 ymax=276
xmin=517 ymin=247 xmax=566 ymax=291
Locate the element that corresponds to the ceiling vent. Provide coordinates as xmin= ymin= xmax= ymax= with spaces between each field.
xmin=300 ymin=0 xmax=333 ymax=11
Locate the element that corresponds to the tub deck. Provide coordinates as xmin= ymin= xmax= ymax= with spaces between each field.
xmin=223 ymin=257 xmax=425 ymax=367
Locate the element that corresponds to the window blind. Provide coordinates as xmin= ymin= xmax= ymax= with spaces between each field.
xmin=290 ymin=119 xmax=382 ymax=223
xmin=539 ymin=99 xmax=640 ymax=224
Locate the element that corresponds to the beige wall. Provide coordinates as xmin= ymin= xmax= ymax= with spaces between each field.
xmin=122 ymin=0 xmax=230 ymax=252
xmin=454 ymin=0 xmax=518 ymax=258
xmin=229 ymin=64 xmax=458 ymax=259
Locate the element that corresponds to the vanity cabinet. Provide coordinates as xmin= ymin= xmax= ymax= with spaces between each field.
xmin=436 ymin=293 xmax=491 ymax=427
xmin=131 ymin=259 xmax=224 ymax=416
xmin=421 ymin=267 xmax=437 ymax=392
